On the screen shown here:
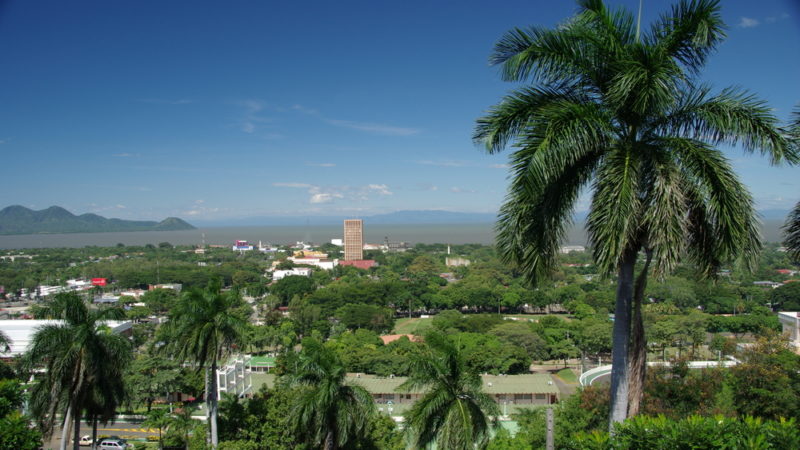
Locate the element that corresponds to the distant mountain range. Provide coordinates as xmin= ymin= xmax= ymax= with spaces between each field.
xmin=0 ymin=206 xmax=195 ymax=235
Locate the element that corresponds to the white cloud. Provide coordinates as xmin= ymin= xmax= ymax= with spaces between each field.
xmin=324 ymin=119 xmax=420 ymax=136
xmin=274 ymin=182 xmax=393 ymax=204
xmin=367 ymin=184 xmax=393 ymax=195
xmin=310 ymin=192 xmax=344 ymax=204
xmin=116 ymin=204 xmax=126 ymax=209
xmin=306 ymin=162 xmax=336 ymax=167
xmin=738 ymin=17 xmax=760 ymax=28
xmin=488 ymin=163 xmax=510 ymax=169
xmin=450 ymin=186 xmax=477 ymax=193
xmin=290 ymin=103 xmax=419 ymax=136
xmin=113 ymin=153 xmax=140 ymax=158
xmin=273 ymin=182 xmax=313 ymax=188
xmin=236 ymin=99 xmax=272 ymax=133
xmin=291 ymin=104 xmax=319 ymax=115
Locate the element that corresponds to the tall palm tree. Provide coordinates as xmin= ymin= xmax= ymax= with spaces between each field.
xmin=0 ymin=330 xmax=10 ymax=353
xmin=474 ymin=0 xmax=795 ymax=427
xmin=783 ymin=107 xmax=800 ymax=260
xmin=400 ymin=332 xmax=498 ymax=450
xmin=160 ymin=281 xmax=248 ymax=448
xmin=285 ymin=338 xmax=375 ymax=450
xmin=24 ymin=292 xmax=131 ymax=450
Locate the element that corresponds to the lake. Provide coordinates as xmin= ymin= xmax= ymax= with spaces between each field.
xmin=0 ymin=220 xmax=787 ymax=249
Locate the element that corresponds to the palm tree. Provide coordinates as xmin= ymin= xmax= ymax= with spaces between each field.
xmin=783 ymin=107 xmax=800 ymax=260
xmin=474 ymin=0 xmax=795 ymax=427
xmin=160 ymin=281 xmax=248 ymax=448
xmin=285 ymin=338 xmax=375 ymax=450
xmin=24 ymin=292 xmax=131 ymax=450
xmin=400 ymin=332 xmax=498 ymax=450
xmin=0 ymin=330 xmax=10 ymax=353
xmin=143 ymin=408 xmax=170 ymax=450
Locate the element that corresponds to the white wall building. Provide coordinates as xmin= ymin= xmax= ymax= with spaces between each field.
xmin=271 ymin=267 xmax=313 ymax=281
xmin=778 ymin=312 xmax=800 ymax=349
xmin=0 ymin=320 xmax=132 ymax=357
xmin=216 ymin=356 xmax=252 ymax=400
xmin=288 ymin=256 xmax=337 ymax=270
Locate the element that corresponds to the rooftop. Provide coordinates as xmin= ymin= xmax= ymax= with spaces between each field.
xmin=249 ymin=373 xmax=559 ymax=395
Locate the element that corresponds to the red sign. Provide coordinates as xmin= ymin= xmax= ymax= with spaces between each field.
xmin=91 ymin=278 xmax=107 ymax=286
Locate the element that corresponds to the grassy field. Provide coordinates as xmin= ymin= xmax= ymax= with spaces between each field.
xmin=555 ymin=367 xmax=579 ymax=384
xmin=392 ymin=317 xmax=434 ymax=335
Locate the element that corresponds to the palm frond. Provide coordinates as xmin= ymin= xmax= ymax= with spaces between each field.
xmin=660 ymin=85 xmax=792 ymax=163
xmin=783 ymin=201 xmax=800 ymax=262
xmin=587 ymin=145 xmax=644 ymax=274
xmin=648 ymin=0 xmax=725 ymax=74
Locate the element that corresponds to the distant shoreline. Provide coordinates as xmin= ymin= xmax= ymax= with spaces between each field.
xmin=0 ymin=220 xmax=787 ymax=250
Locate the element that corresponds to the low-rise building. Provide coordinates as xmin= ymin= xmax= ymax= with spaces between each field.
xmin=248 ymin=372 xmax=559 ymax=416
xmin=288 ymin=256 xmax=337 ymax=270
xmin=338 ymin=259 xmax=377 ymax=270
xmin=232 ymin=240 xmax=254 ymax=251
xmin=445 ymin=257 xmax=471 ymax=267
xmin=753 ymin=281 xmax=782 ymax=289
xmin=0 ymin=319 xmax=133 ymax=357
xmin=271 ymin=267 xmax=313 ymax=281
xmin=779 ymin=312 xmax=800 ymax=349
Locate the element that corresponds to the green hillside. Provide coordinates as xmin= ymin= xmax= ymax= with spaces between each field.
xmin=0 ymin=205 xmax=195 ymax=235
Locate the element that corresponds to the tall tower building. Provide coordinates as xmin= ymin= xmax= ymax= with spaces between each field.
xmin=343 ymin=219 xmax=363 ymax=261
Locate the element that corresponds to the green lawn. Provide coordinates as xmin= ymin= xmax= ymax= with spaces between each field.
xmin=392 ymin=317 xmax=433 ymax=335
xmin=555 ymin=368 xmax=579 ymax=384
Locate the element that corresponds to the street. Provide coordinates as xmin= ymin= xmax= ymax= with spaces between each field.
xmin=44 ymin=421 xmax=158 ymax=449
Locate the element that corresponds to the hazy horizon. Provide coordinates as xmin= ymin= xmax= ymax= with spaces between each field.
xmin=0 ymin=220 xmax=789 ymax=250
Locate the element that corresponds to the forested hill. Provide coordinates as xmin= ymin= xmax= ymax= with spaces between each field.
xmin=0 ymin=205 xmax=195 ymax=235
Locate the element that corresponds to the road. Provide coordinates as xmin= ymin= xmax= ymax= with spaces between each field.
xmin=44 ymin=421 xmax=158 ymax=449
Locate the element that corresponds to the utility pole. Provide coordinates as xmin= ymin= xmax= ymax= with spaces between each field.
xmin=546 ymin=407 xmax=554 ymax=450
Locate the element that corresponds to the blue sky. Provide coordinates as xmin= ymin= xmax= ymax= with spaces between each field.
xmin=1 ymin=0 xmax=798 ymax=222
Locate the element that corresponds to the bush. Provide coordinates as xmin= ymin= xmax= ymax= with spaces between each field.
xmin=568 ymin=415 xmax=800 ymax=449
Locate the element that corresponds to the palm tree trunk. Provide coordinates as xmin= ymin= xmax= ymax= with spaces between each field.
xmin=59 ymin=403 xmax=73 ymax=450
xmin=609 ymin=248 xmax=637 ymax=429
xmin=72 ymin=404 xmax=81 ymax=450
xmin=627 ymin=249 xmax=652 ymax=417
xmin=324 ymin=429 xmax=336 ymax=450
xmin=91 ymin=416 xmax=98 ymax=450
xmin=208 ymin=362 xmax=219 ymax=448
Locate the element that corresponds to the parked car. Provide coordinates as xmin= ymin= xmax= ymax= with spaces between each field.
xmin=99 ymin=439 xmax=132 ymax=449
xmin=74 ymin=435 xmax=93 ymax=446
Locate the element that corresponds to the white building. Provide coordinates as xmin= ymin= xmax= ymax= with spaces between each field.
xmin=330 ymin=239 xmax=343 ymax=246
xmin=559 ymin=245 xmax=586 ymax=254
xmin=0 ymin=320 xmax=132 ymax=357
xmin=216 ymin=356 xmax=252 ymax=400
xmin=778 ymin=312 xmax=800 ymax=349
xmin=288 ymin=256 xmax=337 ymax=271
xmin=232 ymin=240 xmax=254 ymax=251
xmin=271 ymin=267 xmax=313 ymax=281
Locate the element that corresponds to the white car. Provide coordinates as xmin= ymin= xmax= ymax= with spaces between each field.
xmin=99 ymin=439 xmax=132 ymax=449
xmin=76 ymin=435 xmax=93 ymax=446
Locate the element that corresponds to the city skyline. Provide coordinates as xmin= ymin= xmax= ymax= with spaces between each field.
xmin=1 ymin=0 xmax=799 ymax=221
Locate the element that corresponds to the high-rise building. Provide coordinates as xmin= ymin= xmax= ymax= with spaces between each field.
xmin=343 ymin=219 xmax=363 ymax=261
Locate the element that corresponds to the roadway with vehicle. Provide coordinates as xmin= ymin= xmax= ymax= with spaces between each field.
xmin=44 ymin=421 xmax=158 ymax=449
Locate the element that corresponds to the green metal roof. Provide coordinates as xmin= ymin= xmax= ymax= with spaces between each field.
xmin=249 ymin=373 xmax=558 ymax=395
xmin=249 ymin=356 xmax=276 ymax=367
